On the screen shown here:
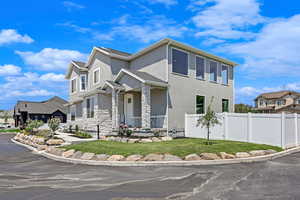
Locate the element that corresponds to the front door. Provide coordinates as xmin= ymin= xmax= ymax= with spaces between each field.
xmin=124 ymin=94 xmax=134 ymax=126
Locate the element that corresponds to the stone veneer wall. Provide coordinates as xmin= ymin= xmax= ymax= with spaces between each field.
xmin=141 ymin=83 xmax=151 ymax=128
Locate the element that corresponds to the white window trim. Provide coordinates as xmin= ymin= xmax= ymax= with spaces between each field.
xmin=79 ymin=74 xmax=87 ymax=92
xmin=221 ymin=64 xmax=229 ymax=85
xmin=171 ymin=47 xmax=189 ymax=76
xmin=71 ymin=77 xmax=77 ymax=94
xmin=93 ymin=68 xmax=100 ymax=85
xmin=208 ymin=59 xmax=218 ymax=83
xmin=195 ymin=94 xmax=206 ymax=114
xmin=195 ymin=55 xmax=206 ymax=80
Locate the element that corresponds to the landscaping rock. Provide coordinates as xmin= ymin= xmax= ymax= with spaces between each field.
xmin=46 ymin=139 xmax=64 ymax=146
xmin=249 ymin=150 xmax=266 ymax=157
xmin=62 ymin=149 xmax=76 ymax=158
xmin=107 ymin=155 xmax=125 ymax=161
xmin=71 ymin=151 xmax=83 ymax=159
xmin=47 ymin=147 xmax=63 ymax=156
xmin=161 ymin=136 xmax=173 ymax=141
xmin=35 ymin=137 xmax=45 ymax=145
xmin=37 ymin=145 xmax=47 ymax=151
xmin=140 ymin=139 xmax=153 ymax=143
xmin=219 ymin=152 xmax=235 ymax=159
xmin=235 ymin=152 xmax=251 ymax=158
xmin=80 ymin=153 xmax=95 ymax=160
xmin=184 ymin=154 xmax=201 ymax=161
xmin=126 ymin=154 xmax=143 ymax=161
xmin=128 ymin=139 xmax=139 ymax=143
xmin=120 ymin=138 xmax=128 ymax=143
xmin=151 ymin=137 xmax=161 ymax=142
xmin=264 ymin=149 xmax=277 ymax=155
xmin=94 ymin=154 xmax=110 ymax=161
xmin=142 ymin=154 xmax=164 ymax=161
xmin=200 ymin=153 xmax=220 ymax=160
xmin=163 ymin=154 xmax=182 ymax=161
xmin=99 ymin=136 xmax=106 ymax=140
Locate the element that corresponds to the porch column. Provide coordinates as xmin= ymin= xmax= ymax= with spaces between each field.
xmin=141 ymin=83 xmax=151 ymax=129
xmin=112 ymin=89 xmax=119 ymax=129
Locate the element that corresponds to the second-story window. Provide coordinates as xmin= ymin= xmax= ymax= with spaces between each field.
xmin=172 ymin=48 xmax=188 ymax=76
xmin=71 ymin=78 xmax=77 ymax=93
xmin=80 ymin=75 xmax=86 ymax=91
xmin=209 ymin=61 xmax=217 ymax=82
xmin=221 ymin=65 xmax=228 ymax=85
xmin=93 ymin=69 xmax=100 ymax=84
xmin=196 ymin=56 xmax=205 ymax=80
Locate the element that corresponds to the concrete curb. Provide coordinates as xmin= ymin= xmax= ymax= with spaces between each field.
xmin=11 ymin=138 xmax=300 ymax=167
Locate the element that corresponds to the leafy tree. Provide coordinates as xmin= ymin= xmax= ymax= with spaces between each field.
xmin=48 ymin=118 xmax=61 ymax=138
xmin=25 ymin=120 xmax=44 ymax=133
xmin=235 ymin=104 xmax=260 ymax=113
xmin=197 ymin=97 xmax=221 ymax=145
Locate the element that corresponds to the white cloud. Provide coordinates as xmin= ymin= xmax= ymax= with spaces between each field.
xmin=202 ymin=38 xmax=226 ymax=46
xmin=147 ymin=0 xmax=178 ymax=7
xmin=0 ymin=64 xmax=21 ymax=76
xmin=220 ymin=14 xmax=300 ymax=77
xmin=0 ymin=29 xmax=33 ymax=45
xmin=94 ymin=15 xmax=188 ymax=43
xmin=62 ymin=1 xmax=85 ymax=11
xmin=40 ymin=73 xmax=66 ymax=82
xmin=15 ymin=48 xmax=87 ymax=71
xmin=191 ymin=0 xmax=265 ymax=39
xmin=57 ymin=22 xmax=91 ymax=33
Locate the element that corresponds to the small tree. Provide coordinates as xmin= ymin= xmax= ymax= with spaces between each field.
xmin=197 ymin=97 xmax=221 ymax=145
xmin=48 ymin=118 xmax=61 ymax=138
xmin=3 ymin=111 xmax=9 ymax=123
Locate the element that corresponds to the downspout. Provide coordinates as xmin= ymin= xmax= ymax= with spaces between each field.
xmin=166 ymin=41 xmax=171 ymax=136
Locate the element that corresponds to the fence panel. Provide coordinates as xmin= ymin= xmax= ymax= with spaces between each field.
xmin=227 ymin=113 xmax=248 ymax=142
xmin=285 ymin=114 xmax=297 ymax=148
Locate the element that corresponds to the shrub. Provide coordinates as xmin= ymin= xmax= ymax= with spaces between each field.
xmin=25 ymin=120 xmax=44 ymax=134
xmin=69 ymin=125 xmax=73 ymax=133
xmin=75 ymin=125 xmax=79 ymax=132
xmin=74 ymin=132 xmax=92 ymax=138
xmin=153 ymin=130 xmax=160 ymax=137
xmin=36 ymin=129 xmax=51 ymax=138
xmin=48 ymin=118 xmax=61 ymax=138
xmin=126 ymin=129 xmax=133 ymax=137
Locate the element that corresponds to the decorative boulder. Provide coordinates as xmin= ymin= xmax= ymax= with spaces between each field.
xmin=264 ymin=149 xmax=277 ymax=155
xmin=142 ymin=154 xmax=164 ymax=161
xmin=151 ymin=137 xmax=161 ymax=142
xmin=161 ymin=136 xmax=173 ymax=141
xmin=140 ymin=139 xmax=153 ymax=143
xmin=249 ymin=150 xmax=266 ymax=157
xmin=35 ymin=137 xmax=45 ymax=145
xmin=37 ymin=145 xmax=47 ymax=151
xmin=46 ymin=139 xmax=64 ymax=146
xmin=62 ymin=149 xmax=76 ymax=158
xmin=71 ymin=151 xmax=83 ymax=159
xmin=184 ymin=154 xmax=201 ymax=161
xmin=80 ymin=152 xmax=95 ymax=160
xmin=219 ymin=152 xmax=235 ymax=159
xmin=235 ymin=152 xmax=251 ymax=158
xmin=126 ymin=154 xmax=143 ymax=161
xmin=107 ymin=155 xmax=125 ymax=161
xmin=47 ymin=147 xmax=64 ymax=156
xmin=128 ymin=139 xmax=139 ymax=143
xmin=200 ymin=153 xmax=220 ymax=160
xmin=94 ymin=154 xmax=110 ymax=161
xmin=163 ymin=154 xmax=182 ymax=161
xmin=120 ymin=138 xmax=128 ymax=143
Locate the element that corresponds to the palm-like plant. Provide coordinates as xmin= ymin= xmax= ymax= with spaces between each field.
xmin=197 ymin=97 xmax=221 ymax=145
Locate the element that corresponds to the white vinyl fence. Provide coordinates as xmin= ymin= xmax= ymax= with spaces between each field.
xmin=185 ymin=113 xmax=300 ymax=148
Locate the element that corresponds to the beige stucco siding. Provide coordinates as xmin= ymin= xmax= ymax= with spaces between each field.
xmin=118 ymin=74 xmax=141 ymax=91
xmin=167 ymin=45 xmax=234 ymax=130
xmin=111 ymin=58 xmax=129 ymax=77
xmin=129 ymin=45 xmax=168 ymax=81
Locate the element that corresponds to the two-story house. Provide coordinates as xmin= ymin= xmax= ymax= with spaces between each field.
xmin=65 ymin=38 xmax=237 ymax=135
xmin=255 ymin=90 xmax=300 ymax=113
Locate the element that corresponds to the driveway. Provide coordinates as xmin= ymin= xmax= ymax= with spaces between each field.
xmin=1 ymin=133 xmax=300 ymax=200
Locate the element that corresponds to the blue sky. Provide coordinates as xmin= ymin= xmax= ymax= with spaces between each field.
xmin=1 ymin=0 xmax=300 ymax=110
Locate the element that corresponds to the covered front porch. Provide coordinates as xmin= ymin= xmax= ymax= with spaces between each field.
xmin=105 ymin=69 xmax=168 ymax=130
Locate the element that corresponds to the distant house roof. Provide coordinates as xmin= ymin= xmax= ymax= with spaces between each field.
xmin=255 ymin=91 xmax=300 ymax=100
xmin=14 ymin=96 xmax=68 ymax=115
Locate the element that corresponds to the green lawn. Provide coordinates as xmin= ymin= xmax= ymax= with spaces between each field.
xmin=62 ymin=138 xmax=282 ymax=158
xmin=0 ymin=129 xmax=20 ymax=133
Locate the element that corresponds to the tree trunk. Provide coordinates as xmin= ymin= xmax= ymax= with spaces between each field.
xmin=207 ymin=125 xmax=210 ymax=145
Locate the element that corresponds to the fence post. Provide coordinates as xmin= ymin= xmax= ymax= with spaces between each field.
xmin=223 ymin=112 xmax=228 ymax=140
xmin=247 ymin=112 xmax=252 ymax=142
xmin=281 ymin=112 xmax=286 ymax=148
xmin=295 ymin=113 xmax=298 ymax=146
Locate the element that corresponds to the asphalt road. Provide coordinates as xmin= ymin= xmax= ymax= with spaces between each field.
xmin=1 ymin=134 xmax=300 ymax=200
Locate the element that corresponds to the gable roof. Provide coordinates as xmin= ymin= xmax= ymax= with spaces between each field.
xmin=15 ymin=96 xmax=68 ymax=115
xmin=65 ymin=60 xmax=88 ymax=79
xmin=97 ymin=47 xmax=131 ymax=57
xmin=255 ymin=90 xmax=300 ymax=100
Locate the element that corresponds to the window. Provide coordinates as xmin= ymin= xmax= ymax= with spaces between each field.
xmin=297 ymin=99 xmax=300 ymax=104
xmin=71 ymin=78 xmax=77 ymax=93
xmin=87 ymin=98 xmax=95 ymax=118
xmin=80 ymin=75 xmax=86 ymax=91
xmin=221 ymin=65 xmax=228 ymax=85
xmin=259 ymin=100 xmax=264 ymax=106
xmin=93 ymin=69 xmax=100 ymax=84
xmin=71 ymin=106 xmax=76 ymax=121
xmin=222 ymin=99 xmax=229 ymax=112
xmin=196 ymin=96 xmax=205 ymax=114
xmin=209 ymin=61 xmax=217 ymax=82
xmin=196 ymin=56 xmax=205 ymax=80
xmin=172 ymin=48 xmax=188 ymax=76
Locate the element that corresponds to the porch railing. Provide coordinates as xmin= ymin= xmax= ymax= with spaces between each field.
xmin=121 ymin=115 xmax=167 ymax=128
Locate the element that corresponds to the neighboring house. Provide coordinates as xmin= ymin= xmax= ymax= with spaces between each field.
xmin=0 ymin=110 xmax=14 ymax=125
xmin=65 ymin=38 xmax=237 ymax=135
xmin=255 ymin=90 xmax=300 ymax=113
xmin=14 ymin=96 xmax=68 ymax=127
